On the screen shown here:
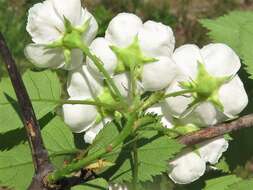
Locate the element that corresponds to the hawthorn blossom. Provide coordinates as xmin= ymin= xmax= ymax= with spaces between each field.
xmin=86 ymin=13 xmax=178 ymax=94
xmin=25 ymin=0 xmax=98 ymax=70
xmin=163 ymin=43 xmax=248 ymax=126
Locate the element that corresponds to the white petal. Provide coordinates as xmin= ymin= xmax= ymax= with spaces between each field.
xmin=164 ymin=80 xmax=192 ymax=117
xmin=62 ymin=96 xmax=97 ymax=133
xmin=218 ymin=75 xmax=248 ymax=117
xmin=138 ymin=20 xmax=175 ymax=57
xmin=105 ymin=13 xmax=143 ymax=47
xmin=67 ymin=65 xmax=103 ymax=97
xmin=63 ymin=48 xmax=84 ymax=70
xmin=24 ymin=44 xmax=83 ymax=70
xmin=182 ymin=102 xmax=218 ymax=126
xmin=146 ymin=104 xmax=174 ymax=128
xmin=24 ymin=44 xmax=64 ymax=68
xmin=113 ymin=72 xmax=131 ymax=97
xmin=169 ymin=150 xmax=206 ymax=184
xmin=201 ymin=43 xmax=241 ymax=77
xmin=84 ymin=118 xmax=111 ymax=144
xmin=51 ymin=0 xmax=82 ymax=26
xmin=142 ymin=56 xmax=178 ymax=91
xmin=80 ymin=9 xmax=98 ymax=45
xmin=198 ymin=137 xmax=228 ymax=164
xmin=27 ymin=0 xmax=63 ymax=44
xmin=87 ymin=38 xmax=117 ymax=78
xmin=173 ymin=44 xmax=203 ymax=79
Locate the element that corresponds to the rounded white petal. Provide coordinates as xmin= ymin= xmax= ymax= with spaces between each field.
xmin=25 ymin=44 xmax=83 ymax=70
xmin=62 ymin=96 xmax=97 ymax=133
xmin=173 ymin=44 xmax=203 ymax=78
xmin=182 ymin=102 xmax=218 ymax=126
xmin=105 ymin=13 xmax=143 ymax=47
xmin=146 ymin=104 xmax=174 ymax=128
xmin=27 ymin=0 xmax=63 ymax=44
xmin=24 ymin=44 xmax=64 ymax=68
xmin=198 ymin=137 xmax=229 ymax=164
xmin=84 ymin=118 xmax=111 ymax=144
xmin=87 ymin=38 xmax=117 ymax=78
xmin=138 ymin=20 xmax=175 ymax=57
xmin=80 ymin=9 xmax=98 ymax=45
xmin=201 ymin=43 xmax=241 ymax=77
xmin=142 ymin=56 xmax=178 ymax=91
xmin=51 ymin=0 xmax=82 ymax=26
xmin=218 ymin=75 xmax=248 ymax=117
xmin=67 ymin=65 xmax=103 ymax=97
xmin=164 ymin=80 xmax=192 ymax=117
xmin=169 ymin=150 xmax=206 ymax=184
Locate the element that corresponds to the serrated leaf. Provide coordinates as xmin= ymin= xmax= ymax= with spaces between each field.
xmin=200 ymin=11 xmax=253 ymax=79
xmin=71 ymin=178 xmax=109 ymax=190
xmin=204 ymin=175 xmax=242 ymax=190
xmin=0 ymin=69 xmax=61 ymax=133
xmin=92 ymin=122 xmax=184 ymax=183
xmin=0 ymin=116 xmax=77 ymax=190
xmin=228 ymin=179 xmax=253 ymax=190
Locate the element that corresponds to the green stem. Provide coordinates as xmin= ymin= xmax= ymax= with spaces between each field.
xmin=47 ymin=113 xmax=137 ymax=183
xmin=140 ymin=89 xmax=195 ymax=111
xmin=80 ymin=45 xmax=125 ymax=104
xmin=132 ymin=140 xmax=138 ymax=190
xmin=164 ymin=89 xmax=194 ymax=98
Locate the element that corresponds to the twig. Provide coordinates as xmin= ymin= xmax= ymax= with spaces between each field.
xmin=0 ymin=33 xmax=53 ymax=190
xmin=179 ymin=113 xmax=253 ymax=146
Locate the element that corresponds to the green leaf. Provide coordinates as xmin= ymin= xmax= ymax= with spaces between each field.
xmin=200 ymin=11 xmax=253 ymax=79
xmin=71 ymin=178 xmax=109 ymax=190
xmin=0 ymin=69 xmax=61 ymax=133
xmin=228 ymin=179 xmax=253 ymax=190
xmin=215 ymin=157 xmax=231 ymax=173
xmin=0 ymin=144 xmax=33 ymax=190
xmin=0 ymin=116 xmax=77 ymax=190
xmin=204 ymin=175 xmax=242 ymax=190
xmin=92 ymin=122 xmax=184 ymax=183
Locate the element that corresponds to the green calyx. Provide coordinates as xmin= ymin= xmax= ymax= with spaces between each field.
xmin=46 ymin=17 xmax=90 ymax=65
xmin=180 ymin=62 xmax=232 ymax=111
xmin=110 ymin=36 xmax=157 ymax=75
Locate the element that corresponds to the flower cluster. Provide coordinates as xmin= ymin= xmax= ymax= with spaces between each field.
xmin=25 ymin=0 xmax=248 ymax=185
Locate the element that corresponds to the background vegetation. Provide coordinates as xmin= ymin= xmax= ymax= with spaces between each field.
xmin=1 ymin=0 xmax=253 ymax=189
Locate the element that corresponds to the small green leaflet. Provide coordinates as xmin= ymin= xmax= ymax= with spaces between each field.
xmin=200 ymin=11 xmax=253 ymax=79
xmin=204 ymin=175 xmax=242 ymax=190
xmin=0 ymin=69 xmax=61 ymax=133
xmin=71 ymin=178 xmax=109 ymax=190
xmin=89 ymin=121 xmax=184 ymax=183
xmin=214 ymin=157 xmax=231 ymax=173
xmin=0 ymin=116 xmax=77 ymax=190
xmin=228 ymin=179 xmax=253 ymax=190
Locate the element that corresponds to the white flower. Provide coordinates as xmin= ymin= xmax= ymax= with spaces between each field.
xmin=164 ymin=43 xmax=248 ymax=125
xmin=169 ymin=150 xmax=206 ymax=184
xmin=169 ymin=137 xmax=228 ymax=184
xmin=62 ymin=96 xmax=98 ymax=133
xmin=67 ymin=65 xmax=103 ymax=97
xmin=25 ymin=0 xmax=98 ymax=70
xmin=198 ymin=137 xmax=228 ymax=164
xmin=87 ymin=13 xmax=177 ymax=92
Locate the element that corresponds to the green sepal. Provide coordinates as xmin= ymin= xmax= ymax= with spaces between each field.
xmin=110 ymin=36 xmax=157 ymax=75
